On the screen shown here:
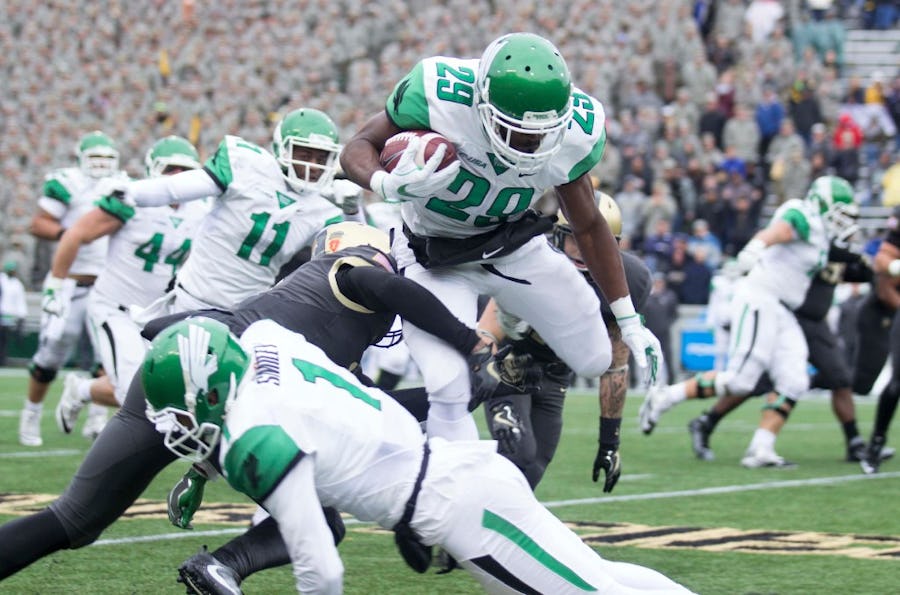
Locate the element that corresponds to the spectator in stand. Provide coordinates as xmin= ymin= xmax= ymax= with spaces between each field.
xmin=678 ymin=243 xmax=714 ymax=305
xmin=772 ymin=145 xmax=813 ymax=204
xmin=699 ymin=131 xmax=725 ymax=170
xmin=790 ymin=79 xmax=825 ymax=145
xmin=615 ymin=175 xmax=648 ymax=249
xmin=670 ymin=87 xmax=700 ymax=133
xmin=642 ymin=217 xmax=678 ymax=274
xmin=623 ymin=152 xmax=655 ymax=198
xmin=696 ymin=173 xmax=728 ymax=241
xmin=723 ymin=104 xmax=760 ymax=164
xmin=756 ymin=85 xmax=786 ymax=165
xmin=716 ymin=0 xmax=750 ymax=41
xmin=687 ymin=218 xmax=723 ymax=271
xmin=881 ymin=154 xmax=900 ymax=207
xmin=699 ymin=93 xmax=728 ymax=150
xmin=867 ymin=149 xmax=898 ymax=206
xmin=810 ymin=149 xmax=830 ymax=180
xmin=715 ymin=69 xmax=737 ymax=118
xmin=808 ymin=122 xmax=833 ymax=160
xmin=766 ymin=119 xmax=806 ymax=170
xmin=818 ymin=67 xmax=845 ymax=124
xmin=682 ymin=50 xmax=719 ymax=108
xmin=745 ymin=0 xmax=785 ymax=43
xmin=640 ymin=182 xmax=679 ymax=243
xmin=832 ymin=124 xmax=863 ymax=185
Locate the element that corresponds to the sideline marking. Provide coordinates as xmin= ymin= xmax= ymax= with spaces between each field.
xmin=83 ymin=472 xmax=900 ymax=547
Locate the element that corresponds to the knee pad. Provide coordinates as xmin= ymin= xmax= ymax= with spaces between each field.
xmin=29 ymin=362 xmax=58 ymax=384
xmin=761 ymin=395 xmax=797 ymax=420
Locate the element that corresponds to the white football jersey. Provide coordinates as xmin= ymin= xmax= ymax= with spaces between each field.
xmin=745 ymin=198 xmax=829 ymax=309
xmin=176 ymin=136 xmax=342 ymax=309
xmin=91 ymin=197 xmax=208 ymax=308
xmin=38 ymin=167 xmax=129 ymax=276
xmin=221 ymin=320 xmax=424 ymax=528
xmin=386 ymin=57 xmax=606 ymax=238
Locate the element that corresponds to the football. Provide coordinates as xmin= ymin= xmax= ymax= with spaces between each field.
xmin=379 ymin=130 xmax=457 ymax=173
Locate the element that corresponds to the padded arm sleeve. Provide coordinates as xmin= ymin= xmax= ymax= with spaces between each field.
xmin=336 ymin=265 xmax=480 ymax=354
xmin=128 ymin=169 xmax=221 ymax=207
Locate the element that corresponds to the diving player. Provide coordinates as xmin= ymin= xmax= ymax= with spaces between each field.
xmin=341 ymin=33 xmax=661 ymax=443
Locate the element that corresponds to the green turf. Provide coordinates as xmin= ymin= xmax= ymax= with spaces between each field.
xmin=0 ymin=369 xmax=897 ymax=594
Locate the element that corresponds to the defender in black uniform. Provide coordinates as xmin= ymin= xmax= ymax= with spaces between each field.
xmin=471 ymin=194 xmax=652 ymax=491
xmin=0 ymin=223 xmax=490 ymax=588
xmin=858 ymin=207 xmax=900 ymax=473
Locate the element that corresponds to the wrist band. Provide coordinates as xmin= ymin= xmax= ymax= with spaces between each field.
xmin=599 ymin=417 xmax=621 ymax=450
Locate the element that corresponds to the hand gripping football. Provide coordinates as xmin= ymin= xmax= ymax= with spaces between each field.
xmin=379 ymin=130 xmax=458 ymax=173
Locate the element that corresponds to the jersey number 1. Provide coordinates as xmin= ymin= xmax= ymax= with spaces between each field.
xmin=292 ymin=358 xmax=382 ymax=410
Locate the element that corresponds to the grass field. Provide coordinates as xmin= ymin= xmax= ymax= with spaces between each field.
xmin=0 ymin=368 xmax=898 ymax=594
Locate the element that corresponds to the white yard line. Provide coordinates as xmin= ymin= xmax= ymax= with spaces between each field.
xmin=89 ymin=472 xmax=900 ymax=547
xmin=0 ymin=449 xmax=82 ymax=458
xmin=543 ymin=471 xmax=900 ymax=508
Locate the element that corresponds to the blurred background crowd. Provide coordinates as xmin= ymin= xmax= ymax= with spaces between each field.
xmin=1 ymin=0 xmax=898 ymax=308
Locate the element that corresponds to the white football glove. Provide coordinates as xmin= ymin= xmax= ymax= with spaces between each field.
xmin=41 ymin=276 xmax=71 ymax=318
xmin=328 ymin=179 xmax=363 ymax=216
xmin=734 ymin=238 xmax=765 ymax=275
xmin=369 ymin=137 xmax=460 ymax=201
xmin=610 ymin=295 xmax=663 ymax=387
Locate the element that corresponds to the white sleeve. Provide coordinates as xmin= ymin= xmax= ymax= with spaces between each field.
xmin=262 ymin=455 xmax=344 ymax=594
xmin=127 ymin=169 xmax=222 ymax=207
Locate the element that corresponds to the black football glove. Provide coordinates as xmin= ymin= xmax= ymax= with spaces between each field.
xmin=469 ymin=346 xmax=537 ymax=411
xmin=487 ymin=400 xmax=524 ymax=455
xmin=592 ymin=447 xmax=621 ymax=493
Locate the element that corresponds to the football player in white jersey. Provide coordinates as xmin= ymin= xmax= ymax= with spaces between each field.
xmin=20 ymin=131 xmax=128 ymax=447
xmin=47 ymin=136 xmax=208 ymax=436
xmin=341 ymin=32 xmax=662 ymax=442
xmin=639 ymin=176 xmax=858 ymax=467
xmin=141 ymin=317 xmax=692 ymax=594
xmin=106 ymin=107 xmax=343 ymax=314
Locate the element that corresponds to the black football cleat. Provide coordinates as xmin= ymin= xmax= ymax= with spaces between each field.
xmin=178 ymin=546 xmax=243 ymax=595
xmin=688 ymin=415 xmax=715 ymax=461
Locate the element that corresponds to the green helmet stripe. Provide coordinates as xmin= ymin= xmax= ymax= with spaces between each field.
xmin=386 ymin=61 xmax=430 ymax=129
xmin=567 ymin=126 xmax=606 ymax=183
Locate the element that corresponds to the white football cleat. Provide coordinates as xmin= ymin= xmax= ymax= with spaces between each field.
xmin=56 ymin=373 xmax=87 ymax=434
xmin=741 ymin=447 xmax=796 ymax=469
xmin=81 ymin=404 xmax=108 ymax=441
xmin=18 ymin=406 xmax=43 ymax=447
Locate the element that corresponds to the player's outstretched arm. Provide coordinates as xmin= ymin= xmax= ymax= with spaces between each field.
xmin=51 ymin=208 xmax=123 ymax=280
xmin=113 ymin=168 xmax=221 ymax=208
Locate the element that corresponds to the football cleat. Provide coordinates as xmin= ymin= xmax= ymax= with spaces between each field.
xmin=56 ymin=373 xmax=87 ymax=434
xmin=433 ymin=547 xmax=458 ymax=575
xmin=81 ymin=404 xmax=108 ymax=441
xmin=688 ymin=416 xmax=715 ymax=461
xmin=178 ymin=546 xmax=243 ymax=595
xmin=845 ymin=437 xmax=867 ymax=463
xmin=638 ymin=385 xmax=668 ymax=435
xmin=740 ymin=447 xmax=796 ymax=469
xmin=18 ymin=406 xmax=43 ymax=447
xmin=860 ymin=436 xmax=890 ymax=475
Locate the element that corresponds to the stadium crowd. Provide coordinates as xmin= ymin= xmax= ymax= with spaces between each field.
xmin=1 ymin=0 xmax=898 ymax=303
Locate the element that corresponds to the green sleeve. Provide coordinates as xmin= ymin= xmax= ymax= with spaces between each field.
xmin=567 ymin=127 xmax=607 ymax=183
xmin=223 ymin=425 xmax=305 ymax=502
xmin=203 ymin=138 xmax=234 ymax=189
xmin=779 ymin=207 xmax=810 ymax=242
xmin=94 ymin=195 xmax=135 ymax=222
xmin=385 ymin=61 xmax=430 ymax=130
xmin=43 ymin=178 xmax=72 ymax=205
xmin=324 ymin=214 xmax=344 ymax=226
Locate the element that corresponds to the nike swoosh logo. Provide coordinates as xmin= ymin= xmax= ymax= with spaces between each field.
xmin=482 ymin=247 xmax=504 ymax=259
xmin=396 ymin=184 xmax=416 ymax=198
xmin=518 ymin=172 xmax=536 ymax=177
xmin=206 ymin=565 xmax=241 ymax=594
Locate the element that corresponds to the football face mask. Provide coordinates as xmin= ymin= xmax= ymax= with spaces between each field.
xmin=141 ymin=317 xmax=249 ymax=463
xmin=77 ymin=131 xmax=120 ymax=178
xmin=273 ymin=108 xmax=342 ymax=193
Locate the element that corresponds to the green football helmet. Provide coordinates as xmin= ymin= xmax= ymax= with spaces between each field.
xmin=476 ymin=33 xmax=573 ymax=173
xmin=805 ymin=176 xmax=858 ymax=245
xmin=272 ymin=108 xmax=342 ymax=193
xmin=142 ymin=317 xmax=249 ymax=463
xmin=76 ymin=131 xmax=120 ymax=178
xmin=144 ymin=135 xmax=201 ymax=178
